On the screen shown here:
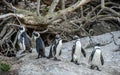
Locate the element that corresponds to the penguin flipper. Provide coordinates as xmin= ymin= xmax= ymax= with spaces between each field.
xmin=48 ymin=45 xmax=54 ymax=58
xmin=72 ymin=44 xmax=75 ymax=55
xmin=71 ymin=44 xmax=75 ymax=62
xmin=89 ymin=50 xmax=96 ymax=63
xmin=81 ymin=48 xmax=86 ymax=57
xmin=53 ymin=44 xmax=56 ymax=56
xmin=59 ymin=50 xmax=62 ymax=55
xmin=100 ymin=53 xmax=104 ymax=65
xmin=18 ymin=34 xmax=24 ymax=44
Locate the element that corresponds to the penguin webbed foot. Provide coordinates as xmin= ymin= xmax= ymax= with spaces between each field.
xmin=36 ymin=57 xmax=39 ymax=59
xmin=40 ymin=53 xmax=46 ymax=58
xmin=96 ymin=66 xmax=101 ymax=71
xmin=74 ymin=61 xmax=80 ymax=65
xmin=36 ymin=54 xmax=41 ymax=59
xmin=36 ymin=55 xmax=43 ymax=59
xmin=97 ymin=69 xmax=101 ymax=71
xmin=90 ymin=65 xmax=94 ymax=70
xmin=71 ymin=59 xmax=74 ymax=62
xmin=29 ymin=50 xmax=32 ymax=53
xmin=90 ymin=65 xmax=101 ymax=71
xmin=21 ymin=50 xmax=26 ymax=54
xmin=54 ymin=57 xmax=61 ymax=61
xmin=41 ymin=55 xmax=46 ymax=58
xmin=47 ymin=56 xmax=52 ymax=59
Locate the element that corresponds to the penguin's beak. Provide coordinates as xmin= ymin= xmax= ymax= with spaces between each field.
xmin=32 ymin=32 xmax=35 ymax=40
xmin=17 ymin=26 xmax=22 ymax=31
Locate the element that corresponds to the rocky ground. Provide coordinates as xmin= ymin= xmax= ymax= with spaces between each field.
xmin=1 ymin=31 xmax=120 ymax=75
xmin=18 ymin=31 xmax=120 ymax=75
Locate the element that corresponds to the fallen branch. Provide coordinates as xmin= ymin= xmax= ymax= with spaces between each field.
xmin=37 ymin=0 xmax=41 ymax=16
xmin=48 ymin=0 xmax=60 ymax=14
xmin=2 ymin=0 xmax=92 ymax=27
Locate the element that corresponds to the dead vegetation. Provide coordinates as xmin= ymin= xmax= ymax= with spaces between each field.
xmin=0 ymin=0 xmax=120 ymax=56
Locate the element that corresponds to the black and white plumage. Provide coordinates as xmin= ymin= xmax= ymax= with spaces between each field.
xmin=17 ymin=26 xmax=32 ymax=53
xmin=47 ymin=35 xmax=62 ymax=61
xmin=89 ymin=44 xmax=104 ymax=71
xmin=32 ymin=31 xmax=46 ymax=59
xmin=71 ymin=36 xmax=86 ymax=65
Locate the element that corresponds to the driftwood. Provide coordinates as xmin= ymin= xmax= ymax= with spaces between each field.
xmin=0 ymin=0 xmax=120 ymax=56
xmin=0 ymin=24 xmax=17 ymax=56
xmin=0 ymin=0 xmax=91 ymax=29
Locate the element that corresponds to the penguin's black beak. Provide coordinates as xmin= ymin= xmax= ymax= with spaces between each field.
xmin=19 ymin=27 xmax=23 ymax=30
xmin=32 ymin=31 xmax=39 ymax=37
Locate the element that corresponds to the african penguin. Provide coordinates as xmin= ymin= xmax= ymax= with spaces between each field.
xmin=32 ymin=31 xmax=46 ymax=59
xmin=89 ymin=44 xmax=104 ymax=71
xmin=47 ymin=34 xmax=62 ymax=61
xmin=71 ymin=36 xmax=86 ymax=65
xmin=17 ymin=26 xmax=32 ymax=53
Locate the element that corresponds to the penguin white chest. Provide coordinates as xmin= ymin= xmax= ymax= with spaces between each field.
xmin=73 ymin=41 xmax=81 ymax=60
xmin=92 ymin=49 xmax=101 ymax=66
xmin=18 ymin=32 xmax=22 ymax=40
xmin=75 ymin=41 xmax=81 ymax=55
xmin=18 ymin=32 xmax=24 ymax=49
xmin=33 ymin=36 xmax=37 ymax=47
xmin=56 ymin=40 xmax=62 ymax=56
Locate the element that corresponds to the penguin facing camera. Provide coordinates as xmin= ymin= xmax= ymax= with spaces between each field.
xmin=71 ymin=35 xmax=86 ymax=65
xmin=47 ymin=34 xmax=62 ymax=61
xmin=88 ymin=44 xmax=104 ymax=71
xmin=17 ymin=26 xmax=32 ymax=53
xmin=32 ymin=31 xmax=46 ymax=59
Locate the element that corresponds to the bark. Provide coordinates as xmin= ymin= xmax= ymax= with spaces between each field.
xmin=1 ymin=0 xmax=91 ymax=30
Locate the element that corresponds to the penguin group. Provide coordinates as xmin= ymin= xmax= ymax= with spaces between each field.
xmin=17 ymin=26 xmax=104 ymax=71
xmin=47 ymin=34 xmax=62 ymax=61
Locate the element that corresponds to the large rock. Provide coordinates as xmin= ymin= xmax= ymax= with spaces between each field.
xmin=18 ymin=31 xmax=120 ymax=75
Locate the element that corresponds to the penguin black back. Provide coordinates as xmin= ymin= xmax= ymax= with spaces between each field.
xmin=36 ymin=37 xmax=45 ymax=53
xmin=32 ymin=31 xmax=46 ymax=58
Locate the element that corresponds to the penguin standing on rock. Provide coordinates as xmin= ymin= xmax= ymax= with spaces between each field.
xmin=71 ymin=36 xmax=86 ymax=65
xmin=89 ymin=44 xmax=104 ymax=71
xmin=32 ymin=31 xmax=46 ymax=59
xmin=17 ymin=26 xmax=32 ymax=53
xmin=47 ymin=34 xmax=62 ymax=61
